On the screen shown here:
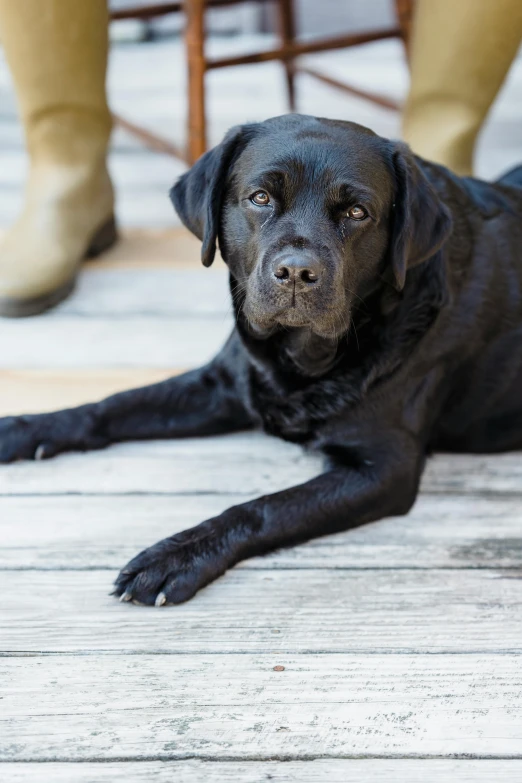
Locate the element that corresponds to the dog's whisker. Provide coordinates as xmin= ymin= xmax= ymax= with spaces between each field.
xmin=351 ymin=319 xmax=360 ymax=352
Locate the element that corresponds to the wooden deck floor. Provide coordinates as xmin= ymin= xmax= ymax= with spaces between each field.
xmin=1 ymin=231 xmax=522 ymax=781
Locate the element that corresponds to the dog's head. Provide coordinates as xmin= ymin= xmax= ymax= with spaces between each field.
xmin=171 ymin=114 xmax=452 ymax=339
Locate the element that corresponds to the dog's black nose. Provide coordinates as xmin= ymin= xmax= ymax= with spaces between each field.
xmin=272 ymin=256 xmax=323 ymax=289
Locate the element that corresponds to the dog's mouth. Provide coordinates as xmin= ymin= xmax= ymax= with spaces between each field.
xmin=243 ymin=298 xmax=348 ymax=341
xmin=275 ymin=308 xmax=311 ymax=328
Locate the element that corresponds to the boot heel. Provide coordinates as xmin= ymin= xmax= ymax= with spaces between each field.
xmin=85 ymin=215 xmax=118 ymax=259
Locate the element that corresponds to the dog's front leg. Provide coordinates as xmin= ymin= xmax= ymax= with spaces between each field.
xmin=114 ymin=434 xmax=423 ymax=605
xmin=0 ymin=341 xmax=253 ymax=463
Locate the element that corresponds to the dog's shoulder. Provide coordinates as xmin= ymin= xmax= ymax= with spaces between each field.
xmin=419 ymin=157 xmax=522 ymax=220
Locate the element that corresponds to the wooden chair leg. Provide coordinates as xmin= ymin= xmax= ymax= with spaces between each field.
xmin=185 ymin=0 xmax=207 ymax=163
xmin=395 ymin=0 xmax=414 ymax=64
xmin=276 ymin=0 xmax=297 ymax=112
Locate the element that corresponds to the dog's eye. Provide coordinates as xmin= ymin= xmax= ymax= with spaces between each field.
xmin=347 ymin=205 xmax=367 ymax=220
xmin=251 ymin=191 xmax=270 ymax=206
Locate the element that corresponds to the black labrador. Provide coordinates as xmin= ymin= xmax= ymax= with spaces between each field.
xmin=2 ymin=114 xmax=522 ymax=606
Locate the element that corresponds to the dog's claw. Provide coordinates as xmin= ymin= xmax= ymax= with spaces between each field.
xmin=119 ymin=591 xmax=132 ymax=602
xmin=155 ymin=592 xmax=167 ymax=607
xmin=34 ymin=444 xmax=46 ymax=461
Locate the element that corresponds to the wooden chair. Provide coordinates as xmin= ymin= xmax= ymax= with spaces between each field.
xmin=111 ymin=0 xmax=414 ymax=164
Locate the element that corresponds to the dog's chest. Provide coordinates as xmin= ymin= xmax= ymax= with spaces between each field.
xmin=256 ymin=396 xmax=313 ymax=442
xmin=248 ymin=367 xmax=361 ymax=444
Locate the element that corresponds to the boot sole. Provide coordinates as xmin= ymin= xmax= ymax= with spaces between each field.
xmin=0 ymin=216 xmax=118 ymax=318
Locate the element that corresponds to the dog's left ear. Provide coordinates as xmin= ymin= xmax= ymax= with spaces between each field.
xmin=169 ymin=125 xmax=247 ymax=267
xmin=389 ymin=142 xmax=453 ymax=291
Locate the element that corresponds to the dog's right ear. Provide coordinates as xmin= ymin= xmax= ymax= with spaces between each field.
xmin=169 ymin=125 xmax=247 ymax=267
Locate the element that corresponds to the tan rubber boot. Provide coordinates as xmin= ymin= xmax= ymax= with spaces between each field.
xmin=402 ymin=0 xmax=522 ymax=176
xmin=0 ymin=0 xmax=116 ymax=317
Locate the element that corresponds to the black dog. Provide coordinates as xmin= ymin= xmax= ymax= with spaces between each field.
xmin=2 ymin=114 xmax=522 ymax=606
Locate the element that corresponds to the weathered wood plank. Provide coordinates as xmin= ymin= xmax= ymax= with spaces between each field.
xmin=423 ymin=452 xmax=522 ymax=495
xmin=3 ymin=760 xmax=520 ymax=783
xmin=0 ymin=493 xmax=521 ymax=570
xmin=2 ymin=655 xmax=522 ymax=760
xmin=0 ymin=316 xmax=233 ymax=369
xmin=0 ymin=434 xmax=322 ymax=495
xmin=0 ymin=369 xmax=180 ymax=416
xmin=1 ymin=569 xmax=521 ymax=653
xmin=84 ymin=228 xmax=205 ymax=270
xmin=58 ymin=268 xmax=230 ymax=317
xmin=0 ymin=433 xmax=520 ymax=496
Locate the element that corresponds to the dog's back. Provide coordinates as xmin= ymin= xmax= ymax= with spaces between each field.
xmin=497 ymin=164 xmax=522 ymax=190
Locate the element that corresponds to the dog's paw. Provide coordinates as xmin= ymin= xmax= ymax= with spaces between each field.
xmin=0 ymin=409 xmax=109 ymax=464
xmin=113 ymin=520 xmax=231 ymax=606
xmin=0 ymin=415 xmax=54 ymax=464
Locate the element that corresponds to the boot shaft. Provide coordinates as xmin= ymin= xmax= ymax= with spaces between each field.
xmin=0 ymin=0 xmax=112 ymax=161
